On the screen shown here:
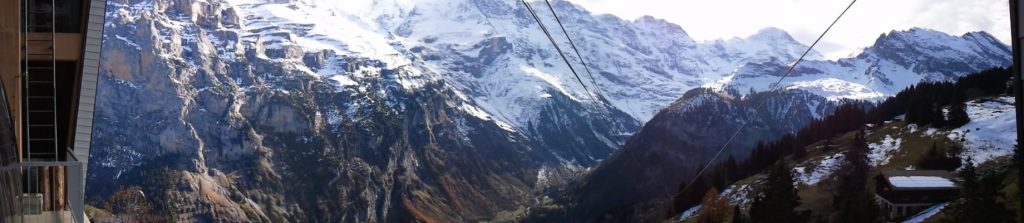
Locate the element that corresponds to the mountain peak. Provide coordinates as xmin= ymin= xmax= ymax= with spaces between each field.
xmin=633 ymin=15 xmax=665 ymax=23
xmin=873 ymin=27 xmax=1002 ymax=46
xmin=881 ymin=27 xmax=943 ymax=38
xmin=868 ymin=27 xmax=1010 ymax=58
xmin=747 ymin=27 xmax=797 ymax=43
xmin=851 ymin=27 xmax=1011 ymax=82
xmin=632 ymin=15 xmax=691 ymax=38
xmin=962 ymin=30 xmax=1008 ymax=47
xmin=542 ymin=0 xmax=590 ymax=16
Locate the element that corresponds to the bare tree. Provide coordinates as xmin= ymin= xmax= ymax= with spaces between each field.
xmin=104 ymin=186 xmax=154 ymax=222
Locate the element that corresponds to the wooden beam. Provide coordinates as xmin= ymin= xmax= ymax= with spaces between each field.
xmin=24 ymin=32 xmax=82 ymax=62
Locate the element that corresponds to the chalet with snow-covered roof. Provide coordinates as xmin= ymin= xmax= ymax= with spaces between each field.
xmin=874 ymin=170 xmax=958 ymax=220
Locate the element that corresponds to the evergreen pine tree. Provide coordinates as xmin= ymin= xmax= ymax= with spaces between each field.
xmin=823 ymin=138 xmax=833 ymax=152
xmin=975 ymin=175 xmax=1016 ymax=222
xmin=749 ymin=161 xmax=804 ymax=223
xmin=731 ymin=205 xmax=744 ymax=223
xmin=946 ymin=158 xmax=979 ymax=223
xmin=831 ymin=130 xmax=879 ymax=223
xmin=944 ymin=159 xmax=1016 ymax=223
xmin=946 ymin=101 xmax=971 ymax=127
xmin=724 ymin=155 xmax=740 ymax=182
xmin=917 ymin=143 xmax=961 ymax=171
xmin=931 ymin=103 xmax=947 ymax=127
xmin=792 ymin=146 xmax=807 ymax=159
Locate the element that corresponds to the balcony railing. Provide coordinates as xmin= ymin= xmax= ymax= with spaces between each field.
xmin=3 ymin=152 xmax=85 ymax=223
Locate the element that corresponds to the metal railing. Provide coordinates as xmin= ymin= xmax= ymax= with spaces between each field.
xmin=2 ymin=152 xmax=85 ymax=223
xmin=17 ymin=151 xmax=85 ymax=223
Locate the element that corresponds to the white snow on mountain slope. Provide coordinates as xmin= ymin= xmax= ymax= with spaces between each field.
xmin=704 ymin=51 xmax=903 ymax=100
xmin=794 ymin=153 xmax=843 ymax=186
xmin=697 ymin=96 xmax=1013 ymax=221
xmin=792 ymin=96 xmax=1016 ymax=187
xmin=219 ymin=0 xmax=1009 ymax=130
xmin=869 ymin=135 xmax=901 ymax=166
xmin=708 ymin=27 xmax=825 ymax=63
xmin=706 ymin=28 xmax=1009 ymax=102
xmin=230 ymin=0 xmax=412 ymax=68
xmin=217 ymin=0 xmax=832 ymax=126
xmin=785 ymin=78 xmax=884 ymax=101
xmin=947 ymin=97 xmax=1017 ymax=164
xmin=678 ymin=205 xmax=701 ymax=221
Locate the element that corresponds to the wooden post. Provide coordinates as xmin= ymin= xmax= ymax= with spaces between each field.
xmin=1009 ymin=1 xmax=1024 ymax=222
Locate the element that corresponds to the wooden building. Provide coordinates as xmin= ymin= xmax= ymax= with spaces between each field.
xmin=874 ymin=170 xmax=959 ymax=220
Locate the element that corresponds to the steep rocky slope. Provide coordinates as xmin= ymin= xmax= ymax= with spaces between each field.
xmin=93 ymin=0 xmax=610 ymax=221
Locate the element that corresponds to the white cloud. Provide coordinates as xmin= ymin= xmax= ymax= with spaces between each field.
xmin=566 ymin=0 xmax=1010 ymax=59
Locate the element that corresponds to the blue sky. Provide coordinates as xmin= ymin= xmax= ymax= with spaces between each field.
xmin=567 ymin=0 xmax=1011 ymax=59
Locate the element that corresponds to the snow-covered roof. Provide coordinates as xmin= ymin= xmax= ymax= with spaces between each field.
xmin=887 ymin=176 xmax=955 ymax=188
xmin=879 ymin=170 xmax=957 ymax=189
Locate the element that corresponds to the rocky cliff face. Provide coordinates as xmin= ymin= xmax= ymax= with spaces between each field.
xmin=92 ymin=0 xmax=628 ymax=221
xmin=89 ymin=0 xmax=1011 ymax=222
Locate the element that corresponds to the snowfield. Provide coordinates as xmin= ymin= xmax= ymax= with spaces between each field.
xmin=947 ymin=97 xmax=1017 ymax=164
xmin=794 ymin=153 xmax=844 ymax=186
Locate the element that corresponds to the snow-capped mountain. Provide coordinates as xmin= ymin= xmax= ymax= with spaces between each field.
xmin=89 ymin=0 xmax=1010 ymax=221
xmin=220 ymin=0 xmax=841 ymax=125
xmin=174 ymin=0 xmax=1011 ymax=136
xmin=224 ymin=0 xmax=1009 ymax=125
xmin=708 ymin=28 xmax=1011 ymax=101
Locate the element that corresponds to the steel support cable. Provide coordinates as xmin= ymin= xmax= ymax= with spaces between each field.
xmin=522 ymin=2 xmax=626 ymax=217
xmin=524 ymin=0 xmax=619 ymax=134
xmin=542 ymin=0 xmax=604 ymax=100
xmin=522 ymin=0 xmax=595 ymax=100
xmin=540 ymin=0 xmax=621 ymax=134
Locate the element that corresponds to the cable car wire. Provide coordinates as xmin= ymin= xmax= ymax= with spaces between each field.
xmin=542 ymin=0 xmax=604 ymax=100
xmin=674 ymin=0 xmax=858 ymax=205
xmin=522 ymin=0 xmax=595 ymax=99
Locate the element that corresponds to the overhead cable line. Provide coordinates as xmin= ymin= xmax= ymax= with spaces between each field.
xmin=537 ymin=0 xmax=624 ymax=135
xmin=673 ymin=0 xmax=858 ymax=205
xmin=524 ymin=0 xmax=622 ymax=150
xmin=542 ymin=0 xmax=604 ymax=100
xmin=521 ymin=0 xmax=595 ymax=100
